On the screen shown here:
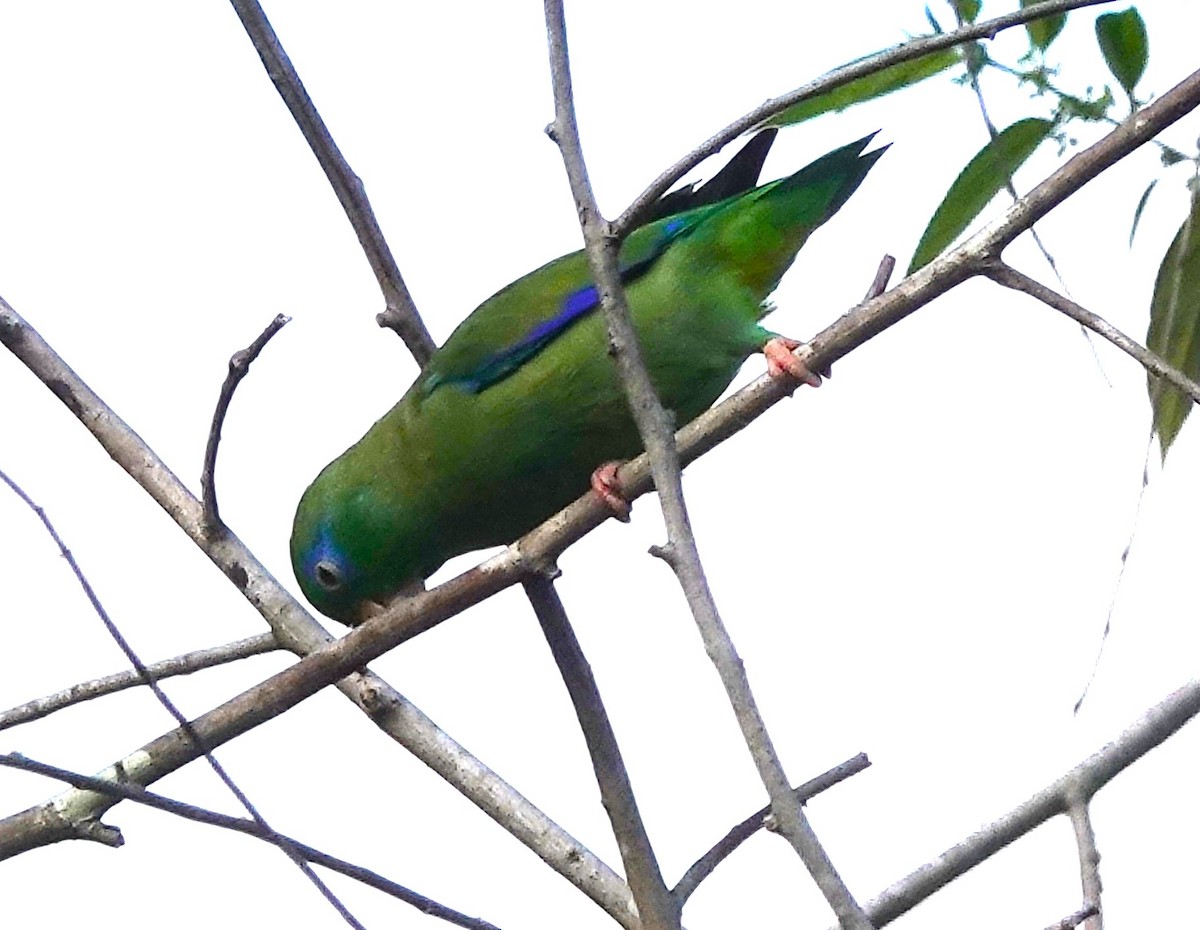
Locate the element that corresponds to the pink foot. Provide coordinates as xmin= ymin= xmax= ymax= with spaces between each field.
xmin=591 ymin=461 xmax=631 ymax=522
xmin=764 ymin=336 xmax=822 ymax=387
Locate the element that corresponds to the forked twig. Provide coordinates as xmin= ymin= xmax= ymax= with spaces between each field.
xmin=228 ymin=0 xmax=436 ymax=361
xmin=673 ymin=753 xmax=871 ymax=904
xmin=201 ymin=312 xmax=289 ymax=533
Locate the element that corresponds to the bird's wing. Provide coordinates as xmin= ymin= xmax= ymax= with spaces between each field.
xmin=419 ymin=133 xmax=780 ymax=397
xmin=419 ymin=209 xmax=708 ymax=396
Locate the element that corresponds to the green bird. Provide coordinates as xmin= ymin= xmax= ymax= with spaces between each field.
xmin=292 ymin=132 xmax=884 ymax=624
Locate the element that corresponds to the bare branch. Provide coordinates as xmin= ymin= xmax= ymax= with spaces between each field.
xmin=673 ymin=753 xmax=872 ymax=904
xmin=864 ymin=256 xmax=896 ymax=303
xmin=0 ymin=468 xmax=366 ymax=930
xmin=985 ymin=262 xmax=1200 ymax=404
xmin=613 ymin=0 xmax=1117 ymax=234
xmin=844 ymin=680 xmax=1200 ymax=929
xmin=0 ymin=753 xmax=501 ymax=930
xmin=201 ymin=312 xmax=289 ymax=533
xmin=1068 ymin=802 xmax=1103 ymax=930
xmin=542 ymin=5 xmax=872 ymax=927
xmin=0 ymin=633 xmax=278 ymax=731
xmin=227 ymin=0 xmax=436 ymax=362
xmin=524 ymin=573 xmax=679 ymax=930
xmin=1046 ymin=905 xmax=1100 ymax=930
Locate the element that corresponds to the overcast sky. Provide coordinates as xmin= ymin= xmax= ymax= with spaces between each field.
xmin=1 ymin=3 xmax=1199 ymax=929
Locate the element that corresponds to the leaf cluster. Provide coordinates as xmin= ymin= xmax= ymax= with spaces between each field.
xmin=767 ymin=2 xmax=1198 ymax=459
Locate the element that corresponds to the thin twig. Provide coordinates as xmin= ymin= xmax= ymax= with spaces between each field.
xmin=524 ymin=574 xmax=679 ymax=930
xmin=1067 ymin=802 xmax=1103 ymax=930
xmin=985 ymin=262 xmax=1196 ymax=716
xmin=201 ymin=312 xmax=289 ymax=534
xmin=958 ymin=34 xmax=1112 ymax=385
xmin=542 ymin=4 xmax=872 ymax=927
xmin=1073 ymin=433 xmax=1154 ymax=714
xmin=673 ymin=753 xmax=871 ymax=904
xmin=864 ymin=256 xmax=896 ymax=302
xmin=613 ymin=0 xmax=1116 ymax=235
xmin=1045 ymin=905 xmax=1100 ymax=930
xmin=984 ymin=262 xmax=1200 ymax=404
xmin=0 ymin=632 xmax=278 ymax=731
xmin=839 ymin=680 xmax=1200 ymax=930
xmin=228 ymin=0 xmax=436 ymax=361
xmin=0 ymin=753 xmax=501 ymax=930
xmin=0 ymin=469 xmax=366 ymax=930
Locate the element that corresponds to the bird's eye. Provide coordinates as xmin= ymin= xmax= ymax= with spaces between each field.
xmin=313 ymin=559 xmax=345 ymax=592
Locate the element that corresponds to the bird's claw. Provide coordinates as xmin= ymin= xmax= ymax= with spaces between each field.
xmin=591 ymin=461 xmax=631 ymax=522
xmin=764 ymin=336 xmax=822 ymax=387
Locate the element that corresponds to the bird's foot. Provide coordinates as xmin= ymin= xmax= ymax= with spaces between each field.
xmin=591 ymin=461 xmax=631 ymax=522
xmin=764 ymin=336 xmax=822 ymax=387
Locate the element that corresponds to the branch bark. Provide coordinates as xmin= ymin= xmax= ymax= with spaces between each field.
xmin=525 ymin=574 xmax=679 ymax=930
xmin=842 ymin=680 xmax=1200 ymax=929
xmin=986 ymin=261 xmax=1200 ymax=404
xmin=228 ymin=0 xmax=436 ymax=361
xmin=0 ymin=633 xmax=278 ymax=731
xmin=0 ymin=753 xmax=501 ymax=930
xmin=543 ymin=3 xmax=873 ymax=927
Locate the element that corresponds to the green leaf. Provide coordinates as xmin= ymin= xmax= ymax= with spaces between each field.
xmin=1147 ymin=194 xmax=1200 ymax=461
xmin=1021 ymin=0 xmax=1066 ymax=51
xmin=908 ymin=118 xmax=1053 ymax=273
xmin=952 ymin=0 xmax=981 ymax=24
xmin=1096 ymin=7 xmax=1148 ymax=99
xmin=1129 ymin=179 xmax=1157 ymax=247
xmin=766 ymin=48 xmax=961 ymax=128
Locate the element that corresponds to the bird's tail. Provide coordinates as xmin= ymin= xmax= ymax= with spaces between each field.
xmin=695 ymin=133 xmax=886 ymax=298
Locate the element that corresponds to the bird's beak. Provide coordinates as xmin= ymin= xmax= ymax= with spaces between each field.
xmin=349 ymin=579 xmax=427 ymax=626
xmin=350 ymin=598 xmax=389 ymax=626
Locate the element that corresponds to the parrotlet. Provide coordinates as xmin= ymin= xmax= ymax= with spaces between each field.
xmin=292 ymin=132 xmax=884 ymax=624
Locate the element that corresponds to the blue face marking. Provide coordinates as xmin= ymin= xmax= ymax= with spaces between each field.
xmin=302 ymin=521 xmax=356 ymax=595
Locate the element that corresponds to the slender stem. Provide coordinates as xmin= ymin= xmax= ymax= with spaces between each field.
xmin=985 ymin=262 xmax=1200 ymax=404
xmin=673 ymin=753 xmax=871 ymax=904
xmin=1067 ymin=802 xmax=1104 ymax=930
xmin=201 ymin=312 xmax=289 ymax=533
xmin=0 ymin=633 xmax=279 ymax=731
xmin=614 ymin=0 xmax=1117 ymax=235
xmin=524 ymin=575 xmax=679 ymax=930
xmin=542 ymin=4 xmax=871 ymax=927
xmin=227 ymin=0 xmax=436 ymax=362
xmin=0 ymin=753 xmax=501 ymax=930
xmin=843 ymin=680 xmax=1200 ymax=929
xmin=1046 ymin=905 xmax=1101 ymax=930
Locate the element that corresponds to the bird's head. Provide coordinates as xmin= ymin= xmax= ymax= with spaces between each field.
xmin=290 ymin=459 xmax=431 ymax=626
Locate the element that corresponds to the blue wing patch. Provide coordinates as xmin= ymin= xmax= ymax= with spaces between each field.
xmin=425 ymin=215 xmax=696 ymax=396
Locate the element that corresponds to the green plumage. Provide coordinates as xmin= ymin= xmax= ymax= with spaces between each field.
xmin=291 ymin=134 xmax=883 ymax=623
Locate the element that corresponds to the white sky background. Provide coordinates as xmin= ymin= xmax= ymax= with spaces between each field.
xmin=1 ymin=2 xmax=1198 ymax=928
